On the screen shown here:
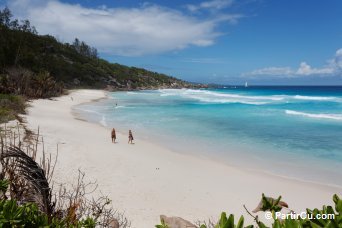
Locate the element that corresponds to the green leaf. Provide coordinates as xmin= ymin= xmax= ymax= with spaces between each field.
xmin=257 ymin=221 xmax=268 ymax=228
xmin=155 ymin=218 xmax=168 ymax=228
xmin=284 ymin=218 xmax=301 ymax=227
xmin=333 ymin=194 xmax=339 ymax=204
xmin=0 ymin=179 xmax=9 ymax=193
xmin=272 ymin=219 xmax=281 ymax=228
xmin=236 ymin=216 xmax=244 ymax=228
xmin=226 ymin=214 xmax=234 ymax=228
xmin=335 ymin=198 xmax=342 ymax=213
xmin=219 ymin=212 xmax=228 ymax=227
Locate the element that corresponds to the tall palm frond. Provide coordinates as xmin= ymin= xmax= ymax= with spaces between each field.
xmin=0 ymin=146 xmax=55 ymax=219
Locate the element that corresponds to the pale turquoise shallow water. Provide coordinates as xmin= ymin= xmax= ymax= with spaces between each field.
xmin=74 ymin=86 xmax=342 ymax=187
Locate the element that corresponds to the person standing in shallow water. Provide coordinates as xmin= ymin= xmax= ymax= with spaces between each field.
xmin=128 ymin=130 xmax=134 ymax=144
xmin=111 ymin=128 xmax=116 ymax=143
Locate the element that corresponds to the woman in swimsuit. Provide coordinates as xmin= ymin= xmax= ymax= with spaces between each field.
xmin=128 ymin=130 xmax=134 ymax=144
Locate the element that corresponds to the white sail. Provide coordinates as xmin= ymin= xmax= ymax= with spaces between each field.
xmin=245 ymin=82 xmax=248 ymax=87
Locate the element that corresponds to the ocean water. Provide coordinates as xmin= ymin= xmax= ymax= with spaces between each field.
xmin=74 ymin=86 xmax=342 ymax=187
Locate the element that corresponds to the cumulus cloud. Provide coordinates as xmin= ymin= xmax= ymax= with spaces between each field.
xmin=244 ymin=48 xmax=342 ymax=78
xmin=6 ymin=0 xmax=241 ymax=56
xmin=186 ymin=0 xmax=234 ymax=12
xmin=296 ymin=62 xmax=334 ymax=75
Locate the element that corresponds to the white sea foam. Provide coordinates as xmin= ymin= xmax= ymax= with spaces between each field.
xmin=73 ymin=107 xmax=109 ymax=126
xmin=100 ymin=115 xmax=107 ymax=126
xmin=159 ymin=89 xmax=283 ymax=105
xmin=127 ymin=91 xmax=152 ymax=95
xmin=293 ymin=95 xmax=341 ymax=102
xmin=158 ymin=89 xmax=342 ymax=105
xmin=160 ymin=93 xmax=173 ymax=97
xmin=73 ymin=107 xmax=101 ymax=115
xmin=285 ymin=110 xmax=342 ymax=121
xmin=158 ymin=89 xmax=184 ymax=96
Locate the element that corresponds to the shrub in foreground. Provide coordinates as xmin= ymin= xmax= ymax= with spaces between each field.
xmin=0 ymin=94 xmax=25 ymax=123
xmin=0 ymin=197 xmax=95 ymax=227
xmin=156 ymin=194 xmax=342 ymax=228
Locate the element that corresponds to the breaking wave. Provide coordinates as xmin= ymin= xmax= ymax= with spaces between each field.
xmin=285 ymin=110 xmax=342 ymax=121
xmin=158 ymin=89 xmax=342 ymax=105
xmin=293 ymin=95 xmax=341 ymax=102
xmin=158 ymin=89 xmax=284 ymax=105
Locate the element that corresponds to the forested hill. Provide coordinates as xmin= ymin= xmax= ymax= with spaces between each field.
xmin=0 ymin=7 xmax=203 ymax=97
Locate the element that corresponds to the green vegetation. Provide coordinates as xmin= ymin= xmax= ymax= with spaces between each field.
xmin=156 ymin=194 xmax=342 ymax=228
xmin=0 ymin=93 xmax=25 ymax=123
xmin=0 ymin=199 xmax=96 ymax=227
xmin=0 ymin=179 xmax=96 ymax=227
xmin=198 ymin=212 xmax=247 ymax=228
xmin=0 ymin=7 xmax=198 ymax=92
xmin=155 ymin=219 xmax=169 ymax=228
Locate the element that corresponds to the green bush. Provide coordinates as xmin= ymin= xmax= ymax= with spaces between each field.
xmin=0 ymin=94 xmax=25 ymax=123
xmin=156 ymin=194 xmax=342 ymax=228
xmin=200 ymin=212 xmax=247 ymax=228
xmin=0 ymin=178 xmax=96 ymax=228
xmin=0 ymin=199 xmax=96 ymax=228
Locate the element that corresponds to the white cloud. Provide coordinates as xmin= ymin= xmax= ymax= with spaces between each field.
xmin=6 ymin=0 xmax=241 ymax=56
xmin=334 ymin=48 xmax=342 ymax=70
xmin=246 ymin=67 xmax=293 ymax=76
xmin=244 ymin=48 xmax=342 ymax=78
xmin=186 ymin=0 xmax=234 ymax=12
xmin=296 ymin=62 xmax=334 ymax=75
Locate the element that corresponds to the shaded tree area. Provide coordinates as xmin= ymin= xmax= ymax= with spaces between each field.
xmin=71 ymin=38 xmax=98 ymax=59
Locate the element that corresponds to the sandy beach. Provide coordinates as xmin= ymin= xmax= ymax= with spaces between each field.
xmin=24 ymin=89 xmax=341 ymax=227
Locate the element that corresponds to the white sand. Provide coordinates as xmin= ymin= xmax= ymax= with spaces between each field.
xmin=25 ymin=89 xmax=341 ymax=227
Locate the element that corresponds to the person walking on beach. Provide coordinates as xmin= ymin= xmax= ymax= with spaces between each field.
xmin=128 ymin=130 xmax=134 ymax=144
xmin=111 ymin=128 xmax=116 ymax=143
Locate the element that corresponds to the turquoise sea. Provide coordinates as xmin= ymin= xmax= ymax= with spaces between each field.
xmin=75 ymin=86 xmax=342 ymax=187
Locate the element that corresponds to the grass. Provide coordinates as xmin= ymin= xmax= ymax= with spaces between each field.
xmin=0 ymin=94 xmax=26 ymax=123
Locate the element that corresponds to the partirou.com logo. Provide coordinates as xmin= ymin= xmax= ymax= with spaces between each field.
xmin=265 ymin=211 xmax=335 ymax=220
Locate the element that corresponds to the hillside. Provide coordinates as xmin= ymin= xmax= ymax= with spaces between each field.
xmin=0 ymin=7 xmax=201 ymax=93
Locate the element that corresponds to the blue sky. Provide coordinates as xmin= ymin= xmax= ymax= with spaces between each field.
xmin=2 ymin=0 xmax=342 ymax=85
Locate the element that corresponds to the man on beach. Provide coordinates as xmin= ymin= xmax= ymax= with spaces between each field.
xmin=111 ymin=128 xmax=116 ymax=143
xmin=128 ymin=130 xmax=134 ymax=144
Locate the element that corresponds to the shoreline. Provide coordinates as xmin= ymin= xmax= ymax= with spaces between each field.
xmin=75 ymin=90 xmax=342 ymax=190
xmin=73 ymin=102 xmax=342 ymax=190
xmin=25 ymin=89 xmax=341 ymax=227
